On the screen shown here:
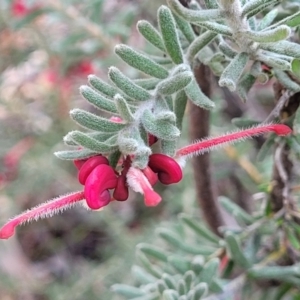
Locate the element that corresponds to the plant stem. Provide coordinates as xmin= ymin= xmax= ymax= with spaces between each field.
xmin=188 ymin=63 xmax=225 ymax=236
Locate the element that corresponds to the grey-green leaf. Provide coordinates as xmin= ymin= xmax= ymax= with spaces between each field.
xmin=115 ymin=44 xmax=169 ymax=79
xmin=158 ymin=6 xmax=184 ymax=65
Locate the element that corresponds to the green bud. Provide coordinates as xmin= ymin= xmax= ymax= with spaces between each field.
xmin=80 ymin=85 xmax=118 ymax=114
xmin=158 ymin=6 xmax=184 ymax=65
xmin=167 ymin=0 xmax=222 ymax=23
xmin=219 ymin=52 xmax=249 ymax=91
xmin=156 ymin=71 xmax=193 ymax=95
xmin=191 ymin=256 xmax=205 ymax=275
xmin=185 ymin=79 xmax=215 ymax=109
xmin=115 ymin=44 xmax=169 ymax=79
xmin=137 ymin=20 xmax=166 ymax=52
xmin=70 ymin=109 xmax=125 ymax=132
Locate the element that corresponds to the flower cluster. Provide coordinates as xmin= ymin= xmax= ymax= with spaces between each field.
xmin=0 ymin=124 xmax=292 ymax=240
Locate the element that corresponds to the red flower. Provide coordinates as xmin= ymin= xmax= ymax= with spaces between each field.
xmin=12 ymin=0 xmax=29 ymax=17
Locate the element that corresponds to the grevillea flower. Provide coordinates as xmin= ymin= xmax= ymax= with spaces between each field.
xmin=0 ymin=123 xmax=292 ymax=239
xmin=11 ymin=0 xmax=29 ymax=17
xmin=127 ymin=167 xmax=162 ymax=207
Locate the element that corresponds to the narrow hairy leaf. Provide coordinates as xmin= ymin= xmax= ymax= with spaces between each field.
xmin=70 ymin=109 xmax=125 ymax=132
xmin=197 ymin=22 xmax=232 ymax=36
xmin=291 ymin=59 xmax=300 ymax=79
xmin=236 ymin=73 xmax=256 ymax=102
xmin=258 ymin=52 xmax=291 ymax=70
xmin=158 ymin=6 xmax=184 ymax=64
xmin=54 ymin=149 xmax=97 ymax=160
xmin=108 ymin=67 xmax=151 ymax=101
xmin=115 ymin=44 xmax=169 ymax=79
xmin=245 ymin=25 xmax=290 ymax=43
xmin=185 ymin=79 xmax=215 ymax=109
xmin=219 ymin=52 xmax=249 ymax=91
xmin=178 ymin=279 xmax=187 ymax=295
xmin=167 ymin=0 xmax=222 ymax=23
xmin=137 ymin=243 xmax=168 ymax=262
xmin=162 ymin=289 xmax=180 ymax=300
xmin=80 ymin=85 xmax=118 ymax=114
xmin=184 ymin=271 xmax=195 ymax=291
xmin=131 ymin=266 xmax=156 ymax=284
xmin=142 ymin=109 xmax=180 ymax=140
xmin=174 ymin=90 xmax=188 ymax=130
xmin=260 ymin=41 xmax=300 ymax=59
xmin=136 ymin=250 xmax=163 ymax=278
xmin=219 ymin=196 xmax=254 ymax=225
xmin=225 ymin=232 xmax=251 ymax=269
xmin=256 ymin=133 xmax=276 ymax=161
xmin=242 ymin=0 xmax=278 ymax=18
xmin=111 ymin=284 xmax=146 ymax=298
xmin=67 ymin=131 xmax=118 ymax=153
xmin=161 ymin=140 xmax=177 ymax=157
xmin=248 ymin=265 xmax=300 ymax=280
xmin=187 ymin=31 xmax=217 ymax=62
xmin=156 ymin=71 xmax=193 ymax=95
xmin=257 ymin=9 xmax=278 ymax=30
xmin=137 ymin=20 xmax=165 ymax=52
xmin=162 ymin=274 xmax=177 ymax=290
xmin=114 ymin=94 xmax=135 ymax=122
xmin=180 ymin=214 xmax=220 ymax=244
xmin=246 ymin=0 xmax=279 ymax=19
xmin=198 ymin=258 xmax=219 ymax=286
xmin=193 ymin=283 xmax=208 ymax=300
xmin=168 ymin=255 xmax=191 ymax=274
xmin=172 ymin=13 xmax=195 ymax=43
xmin=88 ymin=75 xmax=119 ymax=98
xmin=219 ymin=41 xmax=237 ymax=58
xmin=268 ymin=10 xmax=300 ymax=29
xmin=134 ymin=78 xmax=160 ymax=90
xmin=274 ymin=69 xmax=300 ymax=92
xmin=204 ymin=0 xmax=219 ymax=9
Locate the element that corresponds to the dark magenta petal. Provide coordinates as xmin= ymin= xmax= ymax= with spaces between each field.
xmin=113 ymin=175 xmax=129 ymax=201
xmin=84 ymin=164 xmax=117 ymax=210
xmin=148 ymin=154 xmax=182 ymax=185
xmin=78 ymin=156 xmax=109 ymax=185
xmin=73 ymin=159 xmax=88 ymax=170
